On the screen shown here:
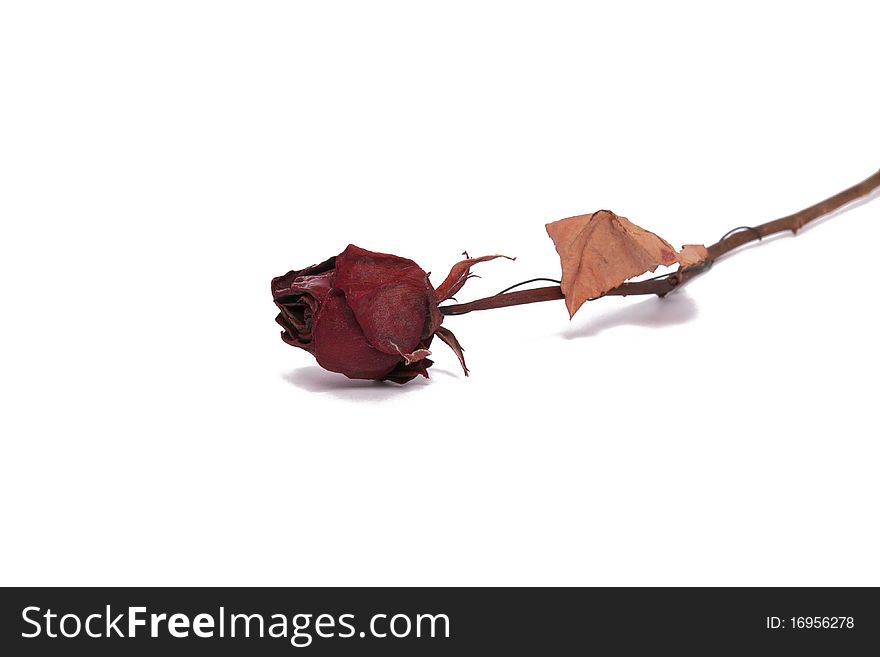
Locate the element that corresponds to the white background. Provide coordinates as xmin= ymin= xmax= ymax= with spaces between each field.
xmin=2 ymin=1 xmax=879 ymax=586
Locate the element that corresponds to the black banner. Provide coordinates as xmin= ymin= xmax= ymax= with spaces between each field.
xmin=1 ymin=587 xmax=877 ymax=654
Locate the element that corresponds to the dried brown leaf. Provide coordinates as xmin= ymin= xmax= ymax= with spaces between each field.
xmin=546 ymin=210 xmax=677 ymax=317
xmin=678 ymin=244 xmax=709 ymax=269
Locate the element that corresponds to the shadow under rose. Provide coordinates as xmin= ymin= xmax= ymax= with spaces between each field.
xmin=561 ymin=292 xmax=698 ymax=339
xmin=281 ymin=365 xmax=444 ymax=400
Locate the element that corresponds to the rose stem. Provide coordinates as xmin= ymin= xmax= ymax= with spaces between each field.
xmin=440 ymin=168 xmax=880 ymax=316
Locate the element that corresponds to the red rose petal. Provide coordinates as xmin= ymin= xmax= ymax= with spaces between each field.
xmin=334 ymin=245 xmax=425 ymax=292
xmin=345 ymin=282 xmax=431 ymax=356
xmin=272 ymin=267 xmax=335 ymax=306
xmin=334 ymin=245 xmax=439 ymax=356
xmin=312 ymin=290 xmax=401 ymax=380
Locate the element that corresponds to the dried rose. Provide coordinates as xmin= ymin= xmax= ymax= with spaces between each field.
xmin=271 ymin=244 xmax=444 ymax=383
xmin=272 ymin=245 xmax=509 ymax=383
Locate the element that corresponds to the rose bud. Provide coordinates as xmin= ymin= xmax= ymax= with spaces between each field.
xmin=272 ymin=244 xmax=509 ymax=384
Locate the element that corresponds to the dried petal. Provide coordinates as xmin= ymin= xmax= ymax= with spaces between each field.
xmin=335 ymin=245 xmax=441 ymax=357
xmin=312 ymin=290 xmax=402 ymax=379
